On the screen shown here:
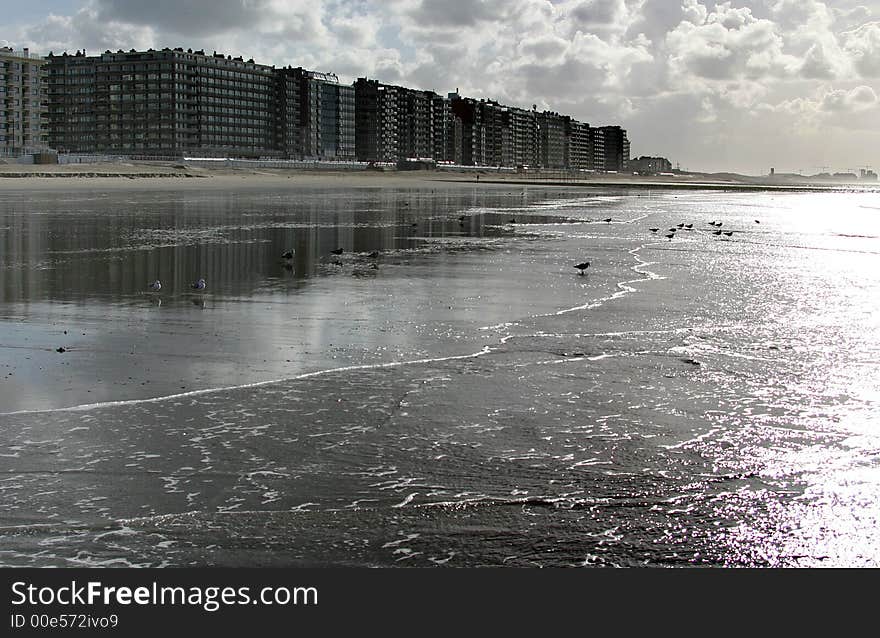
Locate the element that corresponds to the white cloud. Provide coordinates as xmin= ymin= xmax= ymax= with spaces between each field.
xmin=841 ymin=21 xmax=880 ymax=76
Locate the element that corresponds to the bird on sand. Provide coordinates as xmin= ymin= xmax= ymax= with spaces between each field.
xmin=685 ymin=223 xmax=693 ymax=229
xmin=712 ymin=230 xmax=722 ymax=235
xmin=281 ymin=250 xmax=294 ymax=260
xmin=148 ymin=280 xmax=162 ymax=291
xmin=603 ymin=217 xmax=612 ymax=222
xmin=574 ymin=261 xmax=591 ymax=275
xmin=665 ymin=233 xmax=675 ymax=239
xmin=191 ymin=278 xmax=206 ymax=290
xmin=754 ymin=219 xmax=761 ymax=224
xmin=330 ymin=248 xmax=344 ymax=255
xmin=649 ymin=227 xmax=659 ymax=232
xmin=723 ymin=231 xmax=733 ymax=237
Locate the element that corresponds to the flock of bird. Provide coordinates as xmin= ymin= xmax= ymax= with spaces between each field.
xmin=647 ymin=218 xmax=760 ymax=240
xmin=572 ymin=218 xmax=761 ymax=276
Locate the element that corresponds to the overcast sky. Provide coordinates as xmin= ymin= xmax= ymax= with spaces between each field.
xmin=4 ymin=0 xmax=880 ymax=174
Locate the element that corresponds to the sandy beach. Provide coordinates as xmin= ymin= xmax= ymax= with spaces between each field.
xmin=1 ymin=160 xmax=871 ymax=192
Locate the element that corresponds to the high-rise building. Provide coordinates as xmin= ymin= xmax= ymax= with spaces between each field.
xmin=564 ymin=117 xmax=591 ymax=170
xmin=429 ymin=92 xmax=459 ymax=164
xmin=283 ymin=67 xmax=354 ymax=160
xmin=596 ymin=125 xmax=629 ymax=172
xmin=1 ymin=47 xmax=48 ymax=156
xmin=47 ymin=48 xmax=279 ymax=157
xmin=501 ymin=106 xmax=539 ymax=168
xmin=449 ymin=94 xmax=509 ymax=166
xmin=355 ymin=78 xmax=454 ymax=164
xmin=537 ymin=111 xmax=566 ymax=169
xmin=354 ymin=78 xmax=402 ymax=162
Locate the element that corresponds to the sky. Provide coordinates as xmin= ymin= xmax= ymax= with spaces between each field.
xmin=3 ymin=0 xmax=880 ymax=175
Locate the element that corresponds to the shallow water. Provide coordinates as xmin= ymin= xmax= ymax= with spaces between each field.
xmin=1 ymin=184 xmax=878 ymax=566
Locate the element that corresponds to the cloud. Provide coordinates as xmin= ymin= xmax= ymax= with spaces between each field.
xmin=666 ymin=2 xmax=798 ymax=82
xmin=841 ymin=21 xmax=880 ymax=76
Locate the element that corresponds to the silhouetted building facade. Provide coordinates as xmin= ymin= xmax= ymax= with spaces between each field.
xmin=596 ymin=125 xmax=629 ymax=172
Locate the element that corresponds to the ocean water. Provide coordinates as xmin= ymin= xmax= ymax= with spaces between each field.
xmin=0 ymin=183 xmax=878 ymax=567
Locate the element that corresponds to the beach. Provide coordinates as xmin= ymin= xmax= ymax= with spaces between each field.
xmin=1 ymin=175 xmax=878 ymax=567
xmin=2 ymin=160 xmax=872 ymax=192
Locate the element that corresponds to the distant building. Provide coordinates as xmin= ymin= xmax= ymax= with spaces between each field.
xmin=0 ymin=46 xmax=49 ymax=156
xmin=630 ymin=156 xmax=672 ymax=174
xmin=860 ymin=168 xmax=878 ymax=181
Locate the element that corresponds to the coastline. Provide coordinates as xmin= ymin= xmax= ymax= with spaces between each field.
xmin=1 ymin=161 xmax=876 ymax=192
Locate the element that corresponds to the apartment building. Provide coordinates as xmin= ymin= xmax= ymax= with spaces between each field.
xmin=0 ymin=47 xmax=48 ymax=156
xmin=46 ymin=48 xmax=278 ymax=157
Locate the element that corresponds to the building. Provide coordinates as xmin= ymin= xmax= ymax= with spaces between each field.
xmin=629 ymin=156 xmax=672 ymax=174
xmin=430 ymin=92 xmax=459 ymax=164
xmin=354 ymin=78 xmax=400 ymax=162
xmin=500 ymin=105 xmax=538 ymax=168
xmin=1 ymin=47 xmax=49 ymax=156
xmin=596 ymin=125 xmax=629 ymax=172
xmin=564 ymin=117 xmax=591 ymax=170
xmin=38 ymin=45 xmax=637 ymax=168
xmin=47 ymin=48 xmax=279 ymax=157
xmin=284 ymin=67 xmax=354 ymax=160
xmin=537 ymin=111 xmax=566 ymax=169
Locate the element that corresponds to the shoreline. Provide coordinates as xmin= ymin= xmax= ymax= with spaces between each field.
xmin=1 ymin=161 xmax=876 ymax=193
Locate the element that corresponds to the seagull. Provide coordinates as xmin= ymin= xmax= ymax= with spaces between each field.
xmin=281 ymin=250 xmax=294 ymax=260
xmin=713 ymin=230 xmax=722 ymax=235
xmin=649 ymin=227 xmax=659 ymax=232
xmin=191 ymin=278 xmax=206 ymax=290
xmin=665 ymin=233 xmax=675 ymax=239
xmin=148 ymin=280 xmax=161 ymax=291
xmin=330 ymin=248 xmax=344 ymax=255
xmin=755 ymin=219 xmax=761 ymax=224
xmin=677 ymin=223 xmax=685 ymax=228
xmin=723 ymin=231 xmax=733 ymax=237
xmin=574 ymin=261 xmax=590 ymax=275
xmin=603 ymin=217 xmax=612 ymax=222
xmin=685 ymin=223 xmax=693 ymax=229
